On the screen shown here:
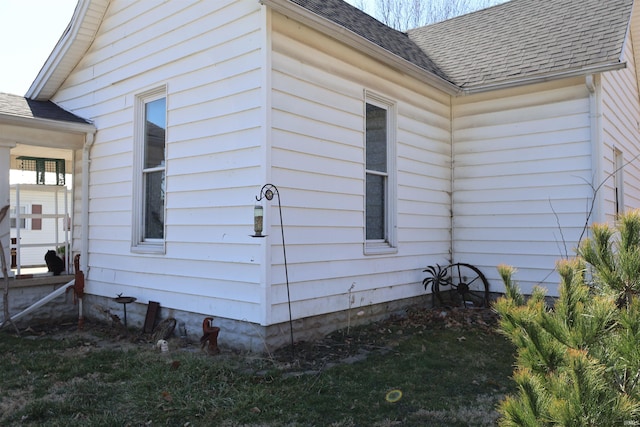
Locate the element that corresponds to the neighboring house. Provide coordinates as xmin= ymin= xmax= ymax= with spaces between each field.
xmin=10 ymin=183 xmax=72 ymax=270
xmin=0 ymin=0 xmax=638 ymax=351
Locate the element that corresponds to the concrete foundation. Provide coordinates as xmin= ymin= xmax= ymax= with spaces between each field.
xmin=81 ymin=293 xmax=430 ymax=353
xmin=3 ymin=277 xmax=509 ymax=353
xmin=1 ymin=275 xmax=78 ymax=327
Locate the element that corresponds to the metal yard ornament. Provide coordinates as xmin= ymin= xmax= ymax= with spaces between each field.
xmin=253 ymin=184 xmax=294 ymax=358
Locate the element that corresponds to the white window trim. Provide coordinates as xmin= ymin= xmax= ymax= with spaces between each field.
xmin=364 ymin=91 xmax=397 ymax=255
xmin=131 ymin=85 xmax=167 ymax=254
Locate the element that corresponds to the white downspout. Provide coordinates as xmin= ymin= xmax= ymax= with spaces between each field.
xmin=586 ymin=74 xmax=603 ymax=225
xmin=81 ymin=131 xmax=95 ymax=274
xmin=449 ymin=98 xmax=454 ymax=265
xmin=76 ymin=130 xmax=95 ymax=327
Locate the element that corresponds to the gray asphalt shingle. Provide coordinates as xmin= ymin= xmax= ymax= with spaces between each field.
xmin=407 ymin=0 xmax=634 ymax=88
xmin=294 ymin=0 xmax=633 ymax=89
xmin=0 ymin=92 xmax=91 ymax=124
xmin=289 ymin=0 xmax=451 ymax=81
xmin=1 ymin=0 xmax=634 ymax=123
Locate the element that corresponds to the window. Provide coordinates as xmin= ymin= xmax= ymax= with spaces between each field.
xmin=31 ymin=204 xmax=42 ymax=230
xmin=10 ymin=206 xmax=26 ymax=229
xmin=132 ymin=87 xmax=167 ymax=252
xmin=364 ymin=92 xmax=396 ymax=254
xmin=10 ymin=205 xmax=42 ymax=230
xmin=614 ymin=148 xmax=624 ymax=216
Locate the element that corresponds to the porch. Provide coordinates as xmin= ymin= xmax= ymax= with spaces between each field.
xmin=0 ymin=92 xmax=95 ymax=278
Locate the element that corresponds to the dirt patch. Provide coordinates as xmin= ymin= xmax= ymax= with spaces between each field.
xmin=11 ymin=306 xmax=501 ymax=370
xmin=271 ymin=306 xmax=501 ymax=371
xmin=16 ymin=319 xmax=160 ymax=353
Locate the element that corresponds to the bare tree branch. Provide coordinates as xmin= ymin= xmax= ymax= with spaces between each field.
xmin=549 ymin=198 xmax=569 ymax=260
xmin=575 ymin=152 xmax=640 ymax=246
xmin=369 ymin=0 xmax=507 ymax=30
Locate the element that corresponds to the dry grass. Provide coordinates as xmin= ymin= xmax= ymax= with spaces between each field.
xmin=0 ymin=307 xmax=515 ymax=426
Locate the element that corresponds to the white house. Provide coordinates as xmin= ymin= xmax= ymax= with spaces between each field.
xmin=0 ymin=0 xmax=639 ymax=351
xmin=10 ymin=182 xmax=72 ymax=271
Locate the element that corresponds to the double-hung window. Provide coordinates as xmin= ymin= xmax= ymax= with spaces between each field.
xmin=132 ymin=87 xmax=167 ymax=252
xmin=365 ymin=92 xmax=397 ymax=254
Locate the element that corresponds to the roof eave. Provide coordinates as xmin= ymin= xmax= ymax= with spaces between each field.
xmin=26 ymin=0 xmax=109 ymax=101
xmin=260 ymin=0 xmax=461 ymax=95
xmin=461 ymin=62 xmax=627 ymax=95
xmin=0 ymin=113 xmax=96 ymax=134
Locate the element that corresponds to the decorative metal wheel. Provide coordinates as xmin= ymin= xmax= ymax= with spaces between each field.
xmin=423 ymin=262 xmax=490 ymax=308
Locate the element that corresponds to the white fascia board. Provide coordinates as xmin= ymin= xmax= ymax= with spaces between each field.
xmin=25 ymin=1 xmax=85 ymax=99
xmin=260 ymin=0 xmax=461 ymax=95
xmin=26 ymin=0 xmax=108 ymax=100
xmin=0 ymin=113 xmax=96 ymax=135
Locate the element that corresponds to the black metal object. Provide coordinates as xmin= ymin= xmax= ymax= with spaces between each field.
xmin=143 ymin=301 xmax=160 ymax=333
xmin=423 ymin=263 xmax=490 ymax=308
xmin=253 ymin=184 xmax=294 ymax=358
xmin=114 ymin=295 xmax=136 ymax=327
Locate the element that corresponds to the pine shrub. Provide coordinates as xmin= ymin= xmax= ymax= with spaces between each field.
xmin=495 ymin=210 xmax=640 ymax=426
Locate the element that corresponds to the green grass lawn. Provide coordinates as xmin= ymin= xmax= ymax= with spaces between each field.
xmin=0 ymin=315 xmax=515 ymax=426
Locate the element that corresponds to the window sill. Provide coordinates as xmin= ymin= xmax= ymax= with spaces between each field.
xmin=364 ymin=242 xmax=397 ymax=256
xmin=131 ymin=243 xmax=166 ymax=255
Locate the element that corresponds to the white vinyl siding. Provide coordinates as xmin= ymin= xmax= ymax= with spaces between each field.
xmin=51 ymin=0 xmax=267 ymax=324
xmin=269 ymin=11 xmax=451 ymax=323
xmin=45 ymin=0 xmax=640 ymax=332
xmin=601 ymin=33 xmax=640 ymax=221
xmin=452 ymin=79 xmax=593 ymax=295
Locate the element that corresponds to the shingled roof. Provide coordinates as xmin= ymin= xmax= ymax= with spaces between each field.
xmin=407 ymin=0 xmax=633 ymax=89
xmin=0 ymin=92 xmax=91 ymax=125
xmin=288 ymin=0 xmax=450 ymax=82
xmin=15 ymin=0 xmax=639 ymax=112
xmin=290 ymin=0 xmax=634 ymax=91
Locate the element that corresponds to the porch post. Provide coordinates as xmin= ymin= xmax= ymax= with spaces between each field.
xmin=0 ymin=141 xmax=16 ymax=277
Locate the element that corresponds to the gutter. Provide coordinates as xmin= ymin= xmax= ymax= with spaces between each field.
xmin=461 ymin=62 xmax=626 ymax=95
xmin=260 ymin=0 xmax=627 ymax=99
xmin=0 ymin=113 xmax=95 ymax=135
xmin=260 ymin=0 xmax=461 ymax=96
xmin=81 ymin=131 xmax=96 ymax=273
